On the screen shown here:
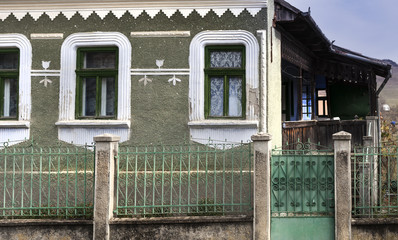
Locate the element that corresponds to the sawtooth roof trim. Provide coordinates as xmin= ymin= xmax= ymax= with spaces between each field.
xmin=0 ymin=0 xmax=267 ymax=20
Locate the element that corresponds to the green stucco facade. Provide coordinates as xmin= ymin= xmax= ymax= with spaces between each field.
xmin=0 ymin=9 xmax=267 ymax=145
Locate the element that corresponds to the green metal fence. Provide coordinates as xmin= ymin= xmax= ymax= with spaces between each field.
xmin=352 ymin=145 xmax=398 ymax=217
xmin=0 ymin=143 xmax=95 ymax=219
xmin=271 ymin=141 xmax=335 ymax=217
xmin=116 ymin=143 xmax=252 ymax=217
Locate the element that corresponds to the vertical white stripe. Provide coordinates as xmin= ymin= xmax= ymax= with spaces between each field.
xmin=3 ymin=79 xmax=10 ymax=117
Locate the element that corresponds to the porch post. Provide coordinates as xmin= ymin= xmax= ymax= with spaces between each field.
xmin=363 ymin=136 xmax=378 ymax=208
xmin=366 ymin=116 xmax=378 ymax=147
xmin=93 ymin=134 xmax=120 ymax=240
xmin=251 ymin=133 xmax=272 ymax=240
xmin=333 ymin=131 xmax=352 ymax=240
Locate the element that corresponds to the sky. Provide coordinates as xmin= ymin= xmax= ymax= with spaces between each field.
xmin=284 ymin=0 xmax=398 ymax=63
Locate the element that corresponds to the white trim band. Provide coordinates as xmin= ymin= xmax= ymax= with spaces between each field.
xmin=131 ymin=31 xmax=190 ymax=38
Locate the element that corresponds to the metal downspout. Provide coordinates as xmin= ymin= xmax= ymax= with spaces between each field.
xmin=376 ymin=71 xmax=392 ymax=147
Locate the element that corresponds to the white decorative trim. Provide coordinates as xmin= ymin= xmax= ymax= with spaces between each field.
xmin=257 ymin=30 xmax=267 ymax=132
xmin=55 ymin=120 xmax=130 ymax=128
xmin=57 ymin=127 xmax=129 ymax=145
xmin=31 ymin=33 xmax=64 ymax=40
xmin=188 ymin=30 xmax=259 ymax=122
xmin=58 ymin=32 xmax=131 ymax=144
xmin=0 ymin=34 xmax=32 ymax=145
xmin=130 ymin=31 xmax=190 ymax=38
xmin=0 ymin=7 xmax=266 ymax=21
xmin=190 ymin=127 xmax=258 ymax=145
xmin=0 ymin=121 xmax=30 ymax=129
xmin=31 ymin=70 xmax=60 ymax=77
xmin=0 ymin=34 xmax=32 ymax=121
xmin=188 ymin=120 xmax=258 ymax=128
xmin=59 ymin=32 xmax=131 ymax=121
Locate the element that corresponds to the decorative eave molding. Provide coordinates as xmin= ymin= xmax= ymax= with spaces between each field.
xmin=0 ymin=7 xmax=265 ymax=21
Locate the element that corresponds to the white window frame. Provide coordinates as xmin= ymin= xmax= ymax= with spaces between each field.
xmin=56 ymin=32 xmax=131 ymax=145
xmin=188 ymin=30 xmax=260 ymax=144
xmin=0 ymin=34 xmax=32 ymax=145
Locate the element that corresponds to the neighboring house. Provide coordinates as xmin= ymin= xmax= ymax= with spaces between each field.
xmin=0 ymin=0 xmax=391 ymax=147
xmin=273 ymin=0 xmax=392 ymax=147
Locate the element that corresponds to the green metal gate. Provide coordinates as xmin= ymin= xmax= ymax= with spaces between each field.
xmin=271 ymin=141 xmax=335 ymax=240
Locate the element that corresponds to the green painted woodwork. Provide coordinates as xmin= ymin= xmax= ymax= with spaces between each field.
xmin=271 ymin=149 xmax=335 ymax=216
xmin=75 ymin=47 xmax=118 ymax=119
xmin=0 ymin=48 xmax=19 ymax=119
xmin=271 ymin=217 xmax=334 ymax=240
xmin=204 ymin=45 xmax=246 ymax=119
xmin=329 ymin=82 xmax=369 ymax=120
xmin=271 ymin=143 xmax=335 ymax=240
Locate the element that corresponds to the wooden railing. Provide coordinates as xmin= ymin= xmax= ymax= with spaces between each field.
xmin=282 ymin=120 xmax=366 ymax=148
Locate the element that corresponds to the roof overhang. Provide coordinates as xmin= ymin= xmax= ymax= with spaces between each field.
xmin=275 ymin=0 xmax=391 ymax=78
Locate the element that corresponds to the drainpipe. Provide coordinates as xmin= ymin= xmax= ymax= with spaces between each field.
xmin=376 ymin=71 xmax=392 ymax=147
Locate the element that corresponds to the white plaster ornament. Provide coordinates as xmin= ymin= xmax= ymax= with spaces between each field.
xmin=168 ymin=75 xmax=181 ymax=86
xmin=138 ymin=75 xmax=152 ymax=86
xmin=156 ymin=59 xmax=164 ymax=69
xmin=40 ymin=61 xmax=53 ymax=87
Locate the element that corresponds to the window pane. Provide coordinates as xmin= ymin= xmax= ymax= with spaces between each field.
xmin=0 ymin=52 xmax=18 ymax=70
xmin=318 ymin=90 xmax=327 ymax=97
xmin=210 ymin=77 xmax=224 ymax=117
xmin=3 ymin=78 xmax=17 ymax=117
xmin=318 ymin=100 xmax=324 ymax=116
xmin=84 ymin=52 xmax=116 ymax=69
xmin=325 ymin=100 xmax=328 ymax=115
xmin=82 ymin=77 xmax=96 ymax=116
xmin=100 ymin=77 xmax=115 ymax=116
xmin=228 ymin=77 xmax=242 ymax=117
xmin=210 ymin=51 xmax=242 ymax=68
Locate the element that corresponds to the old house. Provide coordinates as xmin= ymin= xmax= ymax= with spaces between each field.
xmin=0 ymin=0 xmax=272 ymax=147
xmin=0 ymin=0 xmax=391 ymax=148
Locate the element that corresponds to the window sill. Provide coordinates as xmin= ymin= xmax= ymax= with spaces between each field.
xmin=188 ymin=120 xmax=258 ymax=129
xmin=55 ymin=120 xmax=130 ymax=128
xmin=0 ymin=121 xmax=30 ymax=129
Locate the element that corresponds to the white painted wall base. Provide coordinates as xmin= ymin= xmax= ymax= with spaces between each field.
xmin=58 ymin=127 xmax=129 ymax=145
xmin=0 ymin=128 xmax=30 ymax=146
xmin=190 ymin=127 xmax=258 ymax=145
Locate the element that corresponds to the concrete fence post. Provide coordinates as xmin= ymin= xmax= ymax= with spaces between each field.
xmin=93 ymin=134 xmax=120 ymax=240
xmin=251 ymin=133 xmax=272 ymax=240
xmin=333 ymin=131 xmax=352 ymax=240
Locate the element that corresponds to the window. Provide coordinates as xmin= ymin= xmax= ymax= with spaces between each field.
xmin=57 ymin=32 xmax=131 ymax=146
xmin=76 ymin=48 xmax=118 ymax=119
xmin=0 ymin=49 xmax=19 ymax=119
xmin=302 ymin=82 xmax=312 ymax=120
xmin=188 ymin=31 xmax=259 ymax=145
xmin=205 ymin=46 xmax=245 ymax=118
xmin=317 ymin=89 xmax=328 ymax=117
